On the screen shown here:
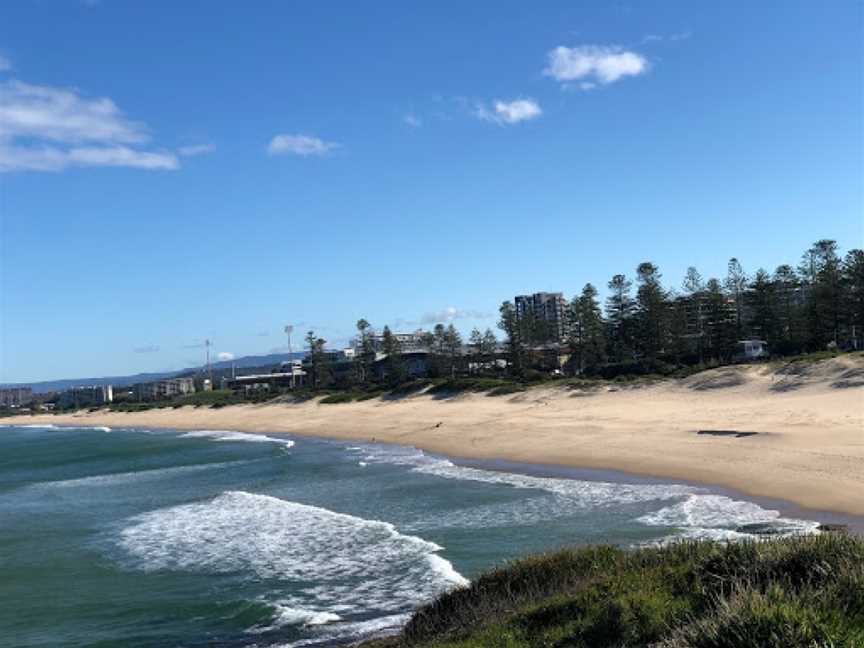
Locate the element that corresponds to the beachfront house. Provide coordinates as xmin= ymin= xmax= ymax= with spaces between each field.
xmin=734 ymin=339 xmax=768 ymax=362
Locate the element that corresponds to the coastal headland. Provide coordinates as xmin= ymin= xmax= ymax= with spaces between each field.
xmin=19 ymin=355 xmax=864 ymax=516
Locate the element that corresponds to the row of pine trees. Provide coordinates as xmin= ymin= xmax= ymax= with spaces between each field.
xmin=305 ymin=239 xmax=861 ymax=386
xmin=499 ymin=239 xmax=862 ymax=376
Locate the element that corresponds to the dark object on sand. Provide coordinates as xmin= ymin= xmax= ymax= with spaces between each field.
xmin=697 ymin=430 xmax=759 ymax=438
xmin=696 ymin=430 xmax=759 ymax=439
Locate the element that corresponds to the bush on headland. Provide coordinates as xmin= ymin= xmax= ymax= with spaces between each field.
xmin=358 ymin=534 xmax=864 ymax=648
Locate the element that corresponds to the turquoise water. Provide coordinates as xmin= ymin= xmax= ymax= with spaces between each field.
xmin=0 ymin=424 xmax=818 ymax=647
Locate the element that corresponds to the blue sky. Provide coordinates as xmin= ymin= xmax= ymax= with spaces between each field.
xmin=1 ymin=1 xmax=862 ymax=383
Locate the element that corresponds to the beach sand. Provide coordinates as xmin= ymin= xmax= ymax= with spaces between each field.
xmin=18 ymin=356 xmax=864 ymax=516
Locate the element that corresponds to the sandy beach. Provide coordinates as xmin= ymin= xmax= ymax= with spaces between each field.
xmin=18 ymin=356 xmax=864 ymax=516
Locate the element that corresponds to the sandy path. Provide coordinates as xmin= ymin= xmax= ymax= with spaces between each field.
xmin=17 ymin=357 xmax=864 ymax=515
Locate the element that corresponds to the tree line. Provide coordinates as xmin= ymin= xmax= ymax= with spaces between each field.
xmin=303 ymin=239 xmax=862 ymax=388
xmin=499 ymin=239 xmax=863 ymax=377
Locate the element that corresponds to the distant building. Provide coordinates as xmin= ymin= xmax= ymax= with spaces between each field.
xmin=357 ymin=330 xmax=429 ymax=353
xmin=0 ymin=387 xmax=33 ymax=408
xmin=514 ymin=292 xmax=569 ymax=343
xmin=226 ymin=366 xmax=307 ymax=393
xmin=56 ymin=385 xmax=113 ymax=409
xmin=139 ymin=377 xmax=195 ymax=400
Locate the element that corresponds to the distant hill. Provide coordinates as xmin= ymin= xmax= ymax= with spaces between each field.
xmin=1 ymin=352 xmax=307 ymax=394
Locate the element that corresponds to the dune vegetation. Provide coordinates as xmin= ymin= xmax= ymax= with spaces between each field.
xmin=360 ymin=534 xmax=864 ymax=648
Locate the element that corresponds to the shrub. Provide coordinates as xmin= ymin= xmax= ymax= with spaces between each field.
xmin=320 ymin=392 xmax=355 ymax=404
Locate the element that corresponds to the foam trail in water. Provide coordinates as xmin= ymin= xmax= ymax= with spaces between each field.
xmin=345 ymin=443 xmax=817 ymax=540
xmin=180 ymin=430 xmax=295 ymax=447
xmin=31 ymin=459 xmax=258 ymax=490
xmin=116 ymin=491 xmax=466 ymax=635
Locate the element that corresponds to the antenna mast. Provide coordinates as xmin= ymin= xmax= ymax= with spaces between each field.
xmin=205 ymin=339 xmax=212 ymax=386
xmin=284 ymin=325 xmax=294 ymax=388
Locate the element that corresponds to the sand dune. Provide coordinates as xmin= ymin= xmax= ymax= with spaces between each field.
xmin=20 ymin=356 xmax=864 ymax=516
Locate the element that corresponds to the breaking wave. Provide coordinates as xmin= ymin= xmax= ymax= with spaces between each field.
xmin=344 ymin=443 xmax=816 ymax=540
xmin=115 ymin=490 xmax=467 ymax=641
xmin=179 ymin=429 xmax=295 ymax=447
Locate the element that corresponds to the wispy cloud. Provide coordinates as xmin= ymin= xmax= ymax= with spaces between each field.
xmin=178 ymin=143 xmax=215 ymax=157
xmin=267 ymin=134 xmax=339 ymax=156
xmin=543 ymin=45 xmax=648 ymax=87
xmin=0 ymin=79 xmax=178 ymax=172
xmin=216 ymin=351 xmax=234 ymax=361
xmin=475 ymin=98 xmax=542 ymax=125
xmin=0 ymin=56 xmax=11 ymax=72
xmin=420 ymin=307 xmax=490 ymax=324
xmin=641 ymin=31 xmax=691 ymax=45
xmin=403 ymin=113 xmax=422 ymax=128
xmin=134 ymin=345 xmax=160 ymax=353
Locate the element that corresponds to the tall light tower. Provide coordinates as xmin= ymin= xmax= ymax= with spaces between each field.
xmin=284 ymin=325 xmax=294 ymax=388
xmin=205 ymin=339 xmax=213 ymax=387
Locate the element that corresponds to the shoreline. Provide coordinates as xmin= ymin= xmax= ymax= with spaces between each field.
xmin=12 ymin=356 xmax=864 ymax=518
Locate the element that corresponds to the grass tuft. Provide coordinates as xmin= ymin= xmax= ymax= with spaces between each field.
xmin=366 ymin=534 xmax=864 ymax=648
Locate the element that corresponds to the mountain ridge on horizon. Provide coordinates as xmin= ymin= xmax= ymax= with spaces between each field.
xmin=1 ymin=352 xmax=307 ymax=394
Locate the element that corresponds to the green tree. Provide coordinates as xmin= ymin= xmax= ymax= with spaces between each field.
xmin=747 ymin=269 xmax=780 ymax=345
xmin=498 ymin=301 xmax=524 ymax=374
xmin=444 ymin=324 xmax=462 ymax=377
xmin=682 ymin=266 xmax=706 ymax=362
xmin=801 ymin=240 xmax=843 ymax=347
xmin=634 ymin=262 xmax=669 ymax=363
xmin=481 ymin=328 xmax=498 ymax=369
xmin=703 ymin=279 xmax=737 ymax=361
xmin=568 ymin=283 xmax=606 ymax=374
xmin=773 ymin=264 xmax=803 ymax=352
xmin=355 ymin=318 xmax=374 ymax=384
xmin=305 ymin=330 xmax=329 ymax=389
xmin=725 ymin=257 xmax=748 ymax=334
xmin=842 ymin=249 xmax=864 ymax=349
xmin=380 ymin=325 xmax=405 ymax=385
xmin=605 ymin=274 xmax=635 ymax=363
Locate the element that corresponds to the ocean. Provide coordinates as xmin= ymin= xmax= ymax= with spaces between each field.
xmin=0 ymin=424 xmax=820 ymax=648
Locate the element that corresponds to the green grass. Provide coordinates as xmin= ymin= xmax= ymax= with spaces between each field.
xmin=357 ymin=534 xmax=864 ymax=648
xmin=320 ymin=392 xmax=357 ymax=404
xmin=428 ymin=377 xmax=523 ymax=396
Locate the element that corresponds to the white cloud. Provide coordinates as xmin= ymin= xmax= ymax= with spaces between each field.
xmin=0 ymin=56 xmax=11 ymax=72
xmin=420 ymin=307 xmax=490 ymax=325
xmin=178 ymin=143 xmax=215 ymax=156
xmin=217 ymin=352 xmax=235 ymax=361
xmin=403 ymin=113 xmax=422 ymax=128
xmin=267 ymin=134 xmax=338 ymax=156
xmin=475 ymin=98 xmax=542 ymax=125
xmin=543 ymin=45 xmax=648 ymax=86
xmin=0 ymin=79 xmax=178 ymax=172
xmin=0 ymin=144 xmax=178 ymax=172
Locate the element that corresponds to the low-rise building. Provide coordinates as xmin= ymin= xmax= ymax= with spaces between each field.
xmin=139 ymin=377 xmax=195 ymax=400
xmin=56 ymin=384 xmax=113 ymax=409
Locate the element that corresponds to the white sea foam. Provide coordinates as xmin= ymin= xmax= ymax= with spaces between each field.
xmin=31 ymin=460 xmax=256 ymax=489
xmin=637 ymin=494 xmax=818 ymax=541
xmin=1 ymin=423 xmax=111 ymax=432
xmin=248 ymin=603 xmax=341 ymax=633
xmin=117 ymin=491 xmax=466 ymax=619
xmin=346 ymin=443 xmax=692 ymax=507
xmin=180 ymin=430 xmax=295 ymax=447
xmin=273 ymin=613 xmax=413 ymax=648
xmin=345 ymin=443 xmax=818 ymax=541
xmin=2 ymin=423 xmax=59 ymax=429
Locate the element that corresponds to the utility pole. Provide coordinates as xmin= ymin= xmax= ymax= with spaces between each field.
xmin=284 ymin=325 xmax=294 ymax=389
xmin=205 ymin=339 xmax=213 ymax=387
